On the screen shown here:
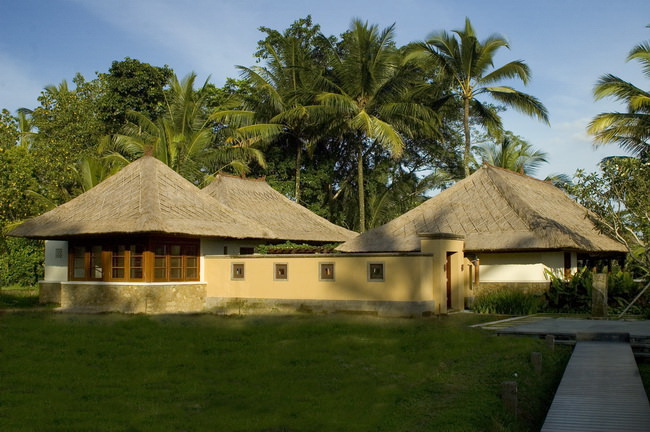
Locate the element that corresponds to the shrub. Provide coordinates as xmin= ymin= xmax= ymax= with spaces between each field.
xmin=256 ymin=241 xmax=339 ymax=254
xmin=472 ymin=288 xmax=543 ymax=315
xmin=0 ymin=237 xmax=44 ymax=287
xmin=543 ymin=267 xmax=592 ymax=313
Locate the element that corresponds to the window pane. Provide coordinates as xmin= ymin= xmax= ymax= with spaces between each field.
xmin=170 ymin=268 xmax=182 ymax=279
xmin=185 ymin=268 xmax=197 ymax=279
xmin=232 ymin=264 xmax=245 ymax=280
xmin=91 ymin=246 xmax=103 ymax=279
xmin=73 ymin=246 xmax=86 ymax=278
xmin=275 ymin=264 xmax=288 ymax=280
xmin=368 ymin=263 xmax=384 ymax=281
xmin=130 ymin=268 xmax=143 ymax=279
xmin=320 ymin=263 xmax=334 ymax=281
xmin=170 ymin=245 xmax=181 ymax=256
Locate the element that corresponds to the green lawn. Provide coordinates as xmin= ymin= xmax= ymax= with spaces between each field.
xmin=0 ymin=286 xmax=39 ymax=309
xmin=0 ymin=311 xmax=569 ymax=431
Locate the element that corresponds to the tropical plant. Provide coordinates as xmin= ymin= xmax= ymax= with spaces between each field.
xmin=112 ymin=73 xmax=274 ymax=185
xmin=544 ymin=267 xmax=593 ymax=313
xmin=472 ymin=288 xmax=543 ymax=315
xmin=588 ymin=33 xmax=650 ymax=159
xmin=475 ymin=133 xmax=548 ymax=175
xmin=235 ymin=17 xmax=330 ymax=203
xmin=569 ymin=157 xmax=650 ymax=280
xmin=411 ymin=17 xmax=549 ymax=177
xmin=313 ymin=20 xmax=434 ymax=231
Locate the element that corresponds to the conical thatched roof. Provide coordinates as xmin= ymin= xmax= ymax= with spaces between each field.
xmin=8 ymin=156 xmax=273 ymax=239
xmin=202 ymin=174 xmax=356 ymax=243
xmin=337 ymin=165 xmax=627 ymax=253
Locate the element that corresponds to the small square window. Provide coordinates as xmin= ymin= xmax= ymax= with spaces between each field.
xmin=319 ymin=263 xmax=335 ymax=281
xmin=232 ymin=263 xmax=245 ymax=280
xmin=274 ymin=263 xmax=288 ymax=281
xmin=368 ymin=262 xmax=385 ymax=281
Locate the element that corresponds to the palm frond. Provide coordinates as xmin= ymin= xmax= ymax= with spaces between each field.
xmin=486 ymin=87 xmax=550 ymax=124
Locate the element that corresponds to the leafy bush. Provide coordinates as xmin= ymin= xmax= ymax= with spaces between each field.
xmin=472 ymin=288 xmax=543 ymax=315
xmin=256 ymin=241 xmax=339 ymax=254
xmin=0 ymin=237 xmax=44 ymax=287
xmin=607 ymin=268 xmax=647 ymax=316
xmin=543 ymin=267 xmax=592 ymax=313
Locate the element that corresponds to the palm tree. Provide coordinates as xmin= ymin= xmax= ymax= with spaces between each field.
xmin=588 ymin=37 xmax=650 ymax=159
xmin=235 ymin=19 xmax=328 ymax=203
xmin=16 ymin=108 xmax=36 ymax=149
xmin=314 ymin=20 xmax=434 ymax=231
xmin=412 ymin=17 xmax=549 ymax=177
xmin=475 ymin=133 xmax=548 ymax=175
xmin=112 ymin=73 xmax=274 ymax=185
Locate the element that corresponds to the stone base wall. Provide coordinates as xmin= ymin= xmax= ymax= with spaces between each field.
xmin=39 ymin=282 xmax=62 ymax=304
xmin=205 ymin=297 xmax=436 ymax=317
xmin=60 ymin=283 xmax=207 ymax=314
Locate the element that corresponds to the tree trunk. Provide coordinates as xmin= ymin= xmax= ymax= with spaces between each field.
xmin=463 ymin=96 xmax=471 ymax=178
xmin=295 ymin=142 xmax=302 ymax=204
xmin=357 ymin=141 xmax=366 ymax=232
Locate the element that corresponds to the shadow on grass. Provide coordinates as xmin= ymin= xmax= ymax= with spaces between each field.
xmin=0 ymin=287 xmax=40 ymax=308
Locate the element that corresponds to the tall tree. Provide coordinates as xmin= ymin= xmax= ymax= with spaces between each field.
xmin=314 ymin=20 xmax=433 ymax=231
xmin=30 ymin=74 xmax=104 ymax=202
xmin=569 ymin=157 xmax=650 ymax=279
xmin=412 ymin=17 xmax=549 ymax=177
xmin=236 ymin=16 xmax=331 ymax=203
xmin=113 ymin=73 xmax=274 ymax=185
xmin=97 ymin=57 xmax=173 ymax=134
xmin=588 ymin=35 xmax=650 ymax=159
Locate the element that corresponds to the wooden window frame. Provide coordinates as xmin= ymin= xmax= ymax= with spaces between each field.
xmin=68 ymin=237 xmax=199 ymax=283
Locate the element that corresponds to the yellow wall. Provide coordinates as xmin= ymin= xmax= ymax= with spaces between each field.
xmin=204 ymin=254 xmax=435 ymax=303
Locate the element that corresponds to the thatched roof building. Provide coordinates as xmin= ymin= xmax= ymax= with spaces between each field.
xmin=9 ymin=156 xmax=355 ymax=244
xmin=337 ymin=165 xmax=627 ymax=254
xmin=8 ymin=156 xmax=273 ymax=239
xmin=202 ymin=174 xmax=356 ymax=243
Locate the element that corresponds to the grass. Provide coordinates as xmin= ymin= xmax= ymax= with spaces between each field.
xmin=0 ymin=285 xmax=39 ymax=309
xmin=0 ymin=312 xmax=570 ymax=432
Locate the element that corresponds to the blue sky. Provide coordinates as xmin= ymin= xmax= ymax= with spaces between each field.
xmin=1 ymin=0 xmax=648 ymax=179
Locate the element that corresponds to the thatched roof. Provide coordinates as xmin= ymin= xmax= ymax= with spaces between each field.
xmin=8 ymin=156 xmax=273 ymax=239
xmin=337 ymin=165 xmax=627 ymax=254
xmin=201 ymin=174 xmax=356 ymax=243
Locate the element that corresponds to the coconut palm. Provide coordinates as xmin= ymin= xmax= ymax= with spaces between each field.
xmin=234 ymin=19 xmax=328 ymax=203
xmin=112 ymin=73 xmax=275 ymax=185
xmin=314 ymin=20 xmax=434 ymax=232
xmin=16 ymin=108 xmax=36 ymax=149
xmin=476 ymin=134 xmax=548 ymax=175
xmin=588 ymin=38 xmax=650 ymax=159
xmin=412 ymin=17 xmax=549 ymax=177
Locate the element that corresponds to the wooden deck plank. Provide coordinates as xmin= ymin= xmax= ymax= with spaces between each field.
xmin=541 ymin=341 xmax=650 ymax=432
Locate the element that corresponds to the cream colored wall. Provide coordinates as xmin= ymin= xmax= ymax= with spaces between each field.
xmin=204 ymin=254 xmax=435 ymax=303
xmin=43 ymin=240 xmax=68 ymax=282
xmin=476 ymin=252 xmax=568 ymax=283
xmin=420 ymin=237 xmax=465 ymax=312
xmin=200 ymin=238 xmax=260 ymax=281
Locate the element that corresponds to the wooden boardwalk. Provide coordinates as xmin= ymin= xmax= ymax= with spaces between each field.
xmin=541 ymin=341 xmax=650 ymax=431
